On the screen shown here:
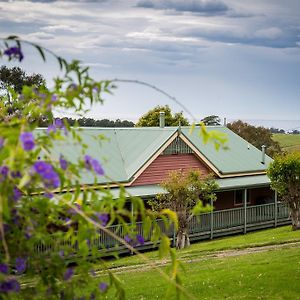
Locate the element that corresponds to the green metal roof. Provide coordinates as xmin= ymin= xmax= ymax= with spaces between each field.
xmin=106 ymin=175 xmax=271 ymax=199
xmin=35 ymin=127 xmax=175 ymax=185
xmin=181 ymin=126 xmax=273 ymax=175
xmin=36 ymin=125 xmax=272 ymax=185
xmin=216 ymin=175 xmax=271 ymax=191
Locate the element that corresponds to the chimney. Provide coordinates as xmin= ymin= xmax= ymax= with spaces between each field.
xmin=224 ymin=117 xmax=227 ymax=126
xmin=261 ymin=145 xmax=266 ymax=164
xmin=159 ymin=111 xmax=165 ymax=128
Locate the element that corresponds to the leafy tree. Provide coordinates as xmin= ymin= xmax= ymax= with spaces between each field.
xmin=201 ymin=115 xmax=221 ymax=126
xmin=135 ymin=105 xmax=189 ymax=127
xmin=268 ymin=152 xmax=300 ymax=230
xmin=0 ymin=65 xmax=45 ymax=99
xmin=149 ymin=170 xmax=217 ymax=249
xmin=227 ymin=120 xmax=281 ymax=157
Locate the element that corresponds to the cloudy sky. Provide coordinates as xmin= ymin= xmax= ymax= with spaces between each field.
xmin=1 ymin=0 xmax=300 ymax=127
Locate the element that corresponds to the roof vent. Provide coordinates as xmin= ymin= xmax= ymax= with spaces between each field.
xmin=261 ymin=145 xmax=266 ymax=164
xmin=159 ymin=111 xmax=165 ymax=128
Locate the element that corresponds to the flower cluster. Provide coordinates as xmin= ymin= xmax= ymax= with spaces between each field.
xmin=20 ymin=132 xmax=35 ymax=151
xmin=94 ymin=212 xmax=109 ymax=226
xmin=47 ymin=119 xmax=67 ymax=135
xmin=84 ymin=155 xmax=104 ymax=176
xmin=32 ymin=161 xmax=60 ymax=189
xmin=4 ymin=46 xmax=24 ymax=62
xmin=0 ymin=279 xmax=20 ymax=293
xmin=124 ymin=234 xmax=145 ymax=246
xmin=0 ymin=166 xmax=9 ymax=182
xmin=59 ymin=155 xmax=68 ymax=170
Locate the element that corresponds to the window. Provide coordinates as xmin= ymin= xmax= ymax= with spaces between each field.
xmin=234 ymin=189 xmax=251 ymax=206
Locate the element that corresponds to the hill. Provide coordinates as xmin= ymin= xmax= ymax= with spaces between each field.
xmin=272 ymin=133 xmax=300 ymax=152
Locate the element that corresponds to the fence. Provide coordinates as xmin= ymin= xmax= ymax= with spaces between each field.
xmin=35 ymin=202 xmax=291 ymax=255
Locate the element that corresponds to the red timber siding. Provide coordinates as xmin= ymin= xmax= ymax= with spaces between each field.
xmin=132 ymin=153 xmax=211 ymax=186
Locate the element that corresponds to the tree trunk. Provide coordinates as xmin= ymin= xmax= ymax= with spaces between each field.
xmin=176 ymin=227 xmax=190 ymax=249
xmin=290 ymin=206 xmax=300 ymax=230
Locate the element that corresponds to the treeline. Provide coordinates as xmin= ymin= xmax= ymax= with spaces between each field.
xmin=39 ymin=117 xmax=135 ymax=128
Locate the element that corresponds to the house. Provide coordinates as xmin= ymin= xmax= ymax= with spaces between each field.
xmin=37 ymin=120 xmax=290 ymax=247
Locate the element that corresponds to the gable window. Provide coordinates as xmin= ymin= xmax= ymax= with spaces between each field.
xmin=163 ymin=137 xmax=193 ymax=155
xmin=234 ymin=189 xmax=251 ymax=206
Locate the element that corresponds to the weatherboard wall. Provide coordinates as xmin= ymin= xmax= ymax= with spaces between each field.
xmin=131 ymin=153 xmax=211 ymax=186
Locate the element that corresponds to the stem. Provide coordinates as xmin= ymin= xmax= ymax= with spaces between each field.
xmin=0 ymin=195 xmax=10 ymax=262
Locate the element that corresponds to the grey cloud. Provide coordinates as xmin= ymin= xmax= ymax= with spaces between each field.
xmin=136 ymin=0 xmax=229 ymax=15
xmin=177 ymin=25 xmax=300 ymax=48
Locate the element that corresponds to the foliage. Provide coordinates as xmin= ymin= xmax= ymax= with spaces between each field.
xmin=0 ymin=37 xmax=180 ymax=299
xmin=227 ymin=120 xmax=281 ymax=157
xmin=0 ymin=66 xmax=45 ymax=95
xmin=135 ymin=105 xmax=189 ymax=127
xmin=39 ymin=117 xmax=135 ymax=128
xmin=200 ymin=115 xmax=221 ymax=126
xmin=268 ymin=152 xmax=300 ymax=230
xmin=149 ymin=170 xmax=217 ymax=249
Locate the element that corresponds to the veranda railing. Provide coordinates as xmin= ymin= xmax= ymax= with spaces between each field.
xmin=34 ymin=202 xmax=290 ymax=255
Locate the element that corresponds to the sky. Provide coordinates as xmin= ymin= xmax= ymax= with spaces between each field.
xmin=1 ymin=0 xmax=300 ymax=129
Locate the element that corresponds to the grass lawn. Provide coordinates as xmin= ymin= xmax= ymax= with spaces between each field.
xmin=106 ymin=225 xmax=300 ymax=269
xmin=89 ymin=226 xmax=300 ymax=299
xmin=273 ymin=133 xmax=300 ymax=152
xmin=107 ymin=246 xmax=300 ymax=299
xmin=21 ymin=226 xmax=300 ymax=299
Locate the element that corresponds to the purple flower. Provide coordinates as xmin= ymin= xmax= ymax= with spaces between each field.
xmin=136 ymin=234 xmax=145 ymax=245
xmin=20 ymin=132 xmax=35 ymax=151
xmin=11 ymin=171 xmax=22 ymax=178
xmin=95 ymin=213 xmax=109 ymax=226
xmin=58 ymin=250 xmax=64 ymax=258
xmin=0 ymin=279 xmax=20 ymax=293
xmin=0 ymin=263 xmax=9 ymax=274
xmin=54 ymin=119 xmax=64 ymax=129
xmin=63 ymin=268 xmax=73 ymax=281
xmin=51 ymin=94 xmax=58 ymax=102
xmin=124 ymin=235 xmax=132 ymax=244
xmin=47 ymin=124 xmax=56 ymax=134
xmin=4 ymin=46 xmax=24 ymax=62
xmin=15 ymin=257 xmax=26 ymax=274
xmin=99 ymin=282 xmax=108 ymax=292
xmin=13 ymin=187 xmax=22 ymax=202
xmin=84 ymin=155 xmax=104 ymax=176
xmin=0 ymin=166 xmax=9 ymax=182
xmin=32 ymin=161 xmax=60 ymax=189
xmin=44 ymin=192 xmax=53 ymax=199
xmin=59 ymin=155 xmax=68 ymax=170
xmin=0 ymin=137 xmax=4 ymax=149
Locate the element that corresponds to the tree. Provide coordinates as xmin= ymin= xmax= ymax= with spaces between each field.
xmin=227 ymin=120 xmax=281 ymax=157
xmin=201 ymin=115 xmax=221 ymax=126
xmin=135 ymin=105 xmax=189 ymax=127
xmin=268 ymin=152 xmax=300 ymax=230
xmin=149 ymin=170 xmax=218 ymax=249
xmin=0 ymin=65 xmax=45 ymax=98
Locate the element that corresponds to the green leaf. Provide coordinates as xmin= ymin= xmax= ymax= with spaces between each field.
xmin=35 ymin=45 xmax=46 ymax=62
xmin=159 ymin=234 xmax=170 ymax=258
xmin=161 ymin=208 xmax=178 ymax=230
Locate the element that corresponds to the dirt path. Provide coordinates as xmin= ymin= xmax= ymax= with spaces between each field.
xmin=103 ymin=241 xmax=300 ymax=275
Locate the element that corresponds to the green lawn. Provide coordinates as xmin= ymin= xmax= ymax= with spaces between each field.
xmin=105 ymin=225 xmax=300 ymax=269
xmin=273 ymin=133 xmax=300 ymax=152
xmin=108 ymin=246 xmax=300 ymax=299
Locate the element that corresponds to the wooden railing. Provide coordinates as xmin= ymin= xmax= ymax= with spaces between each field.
xmin=34 ymin=203 xmax=290 ymax=255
